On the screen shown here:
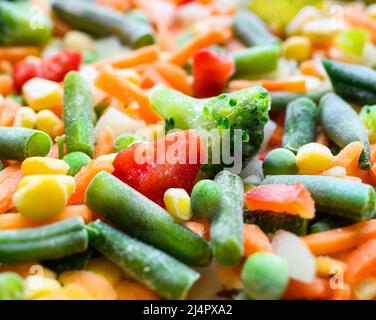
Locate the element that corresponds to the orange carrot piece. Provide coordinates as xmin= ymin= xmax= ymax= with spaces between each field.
xmin=0 ymin=165 xmax=22 ymax=214
xmin=0 ymin=74 xmax=13 ymax=95
xmin=302 ymin=219 xmax=376 ymax=256
xmin=344 ymin=238 xmax=376 ymax=285
xmin=52 ymin=15 xmax=72 ymax=37
xmin=139 ymin=65 xmax=170 ymax=89
xmin=284 ymin=278 xmax=330 ymax=300
xmin=316 ymin=131 xmax=330 ymax=147
xmin=69 ymin=160 xmax=114 ymax=205
xmin=0 ymin=46 xmax=40 ymax=63
xmin=60 ymin=270 xmax=117 ymax=300
xmin=0 ymin=205 xmax=93 ymax=230
xmin=94 ymin=126 xmax=115 ymax=158
xmin=95 ymin=66 xmax=160 ymax=124
xmin=96 ymin=0 xmax=131 ymax=11
xmin=329 ymin=284 xmax=352 ymax=300
xmin=334 ymin=141 xmax=364 ymax=176
xmin=300 ymin=60 xmax=324 ymax=79
xmin=217 ymin=263 xmax=243 ymax=290
xmin=243 ymin=224 xmax=273 ymax=257
xmin=152 ymin=60 xmax=192 ymax=95
xmin=183 ymin=221 xmax=207 ymax=239
xmin=244 ymin=183 xmax=315 ymax=219
xmin=115 ymin=281 xmax=160 ymax=300
xmin=169 ymin=28 xmax=231 ymax=66
xmin=92 ymin=45 xmax=159 ymax=69
xmin=229 ymin=79 xmax=307 ymax=93
xmin=0 ymin=98 xmax=21 ymax=126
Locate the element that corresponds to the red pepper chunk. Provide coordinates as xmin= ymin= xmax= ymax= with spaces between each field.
xmin=13 ymin=57 xmax=43 ymax=92
xmin=113 ymin=130 xmax=206 ymax=207
xmin=192 ymin=48 xmax=235 ymax=98
xmin=42 ymin=49 xmax=82 ymax=82
xmin=244 ymin=183 xmax=315 ymax=219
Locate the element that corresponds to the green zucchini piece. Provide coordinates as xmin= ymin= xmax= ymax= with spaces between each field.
xmin=262 ymin=175 xmax=376 ymax=222
xmin=0 ymin=127 xmax=51 ymax=161
xmin=0 ymin=217 xmax=88 ymax=264
xmin=322 ymin=58 xmax=376 ymax=105
xmin=63 ymin=72 xmax=95 ymax=158
xmin=244 ymin=210 xmax=308 ymax=236
xmin=282 ymin=97 xmax=317 ymax=153
xmin=319 ymin=92 xmax=371 ymax=169
xmin=85 ymin=172 xmax=212 ymax=267
xmin=52 ymin=0 xmax=155 ymax=48
xmin=211 ymin=171 xmax=244 ymax=266
xmin=86 ymin=220 xmax=200 ymax=300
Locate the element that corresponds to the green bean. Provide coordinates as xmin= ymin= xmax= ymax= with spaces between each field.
xmin=43 ymin=250 xmax=92 ymax=275
xmin=262 ymin=148 xmax=298 ymax=176
xmin=211 ymin=171 xmax=244 ymax=266
xmin=86 ymin=220 xmax=200 ymax=300
xmin=190 ymin=179 xmax=221 ymax=219
xmin=262 ymin=175 xmax=376 ymax=221
xmin=319 ymin=92 xmax=371 ymax=169
xmin=63 ymin=72 xmax=95 ymax=158
xmin=63 ymin=151 xmax=91 ymax=176
xmin=0 ymin=127 xmax=51 ymax=161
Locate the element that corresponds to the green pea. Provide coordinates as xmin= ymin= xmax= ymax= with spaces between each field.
xmin=115 ymin=134 xmax=140 ymax=152
xmin=63 ymin=151 xmax=91 ymax=176
xmin=190 ymin=179 xmax=221 ymax=219
xmin=0 ymin=272 xmax=24 ymax=300
xmin=241 ymin=252 xmax=289 ymax=300
xmin=262 ymin=148 xmax=298 ymax=176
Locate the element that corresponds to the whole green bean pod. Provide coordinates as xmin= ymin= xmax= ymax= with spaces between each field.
xmin=233 ymin=9 xmax=279 ymax=47
xmin=85 ymin=172 xmax=212 ymax=267
xmin=282 ymin=97 xmax=317 ymax=153
xmin=319 ymin=92 xmax=371 ymax=169
xmin=63 ymin=72 xmax=95 ymax=158
xmin=0 ymin=127 xmax=51 ymax=161
xmin=0 ymin=217 xmax=88 ymax=264
xmin=0 ymin=272 xmax=24 ymax=300
xmin=210 ymin=170 xmax=244 ymax=266
xmin=232 ymin=44 xmax=280 ymax=78
xmin=86 ymin=220 xmax=200 ymax=300
xmin=262 ymin=175 xmax=376 ymax=222
xmin=52 ymin=0 xmax=154 ymax=48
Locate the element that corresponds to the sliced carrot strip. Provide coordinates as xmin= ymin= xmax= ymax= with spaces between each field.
xmin=334 ymin=141 xmax=364 ymax=176
xmin=300 ymin=60 xmax=324 ymax=79
xmin=0 ymin=74 xmax=13 ymax=95
xmin=243 ymin=223 xmax=273 ymax=257
xmin=0 ymin=98 xmax=21 ymax=127
xmin=229 ymin=79 xmax=307 ymax=93
xmin=69 ymin=160 xmax=114 ymax=205
xmin=284 ymin=278 xmax=330 ymax=300
xmin=0 ymin=46 xmax=40 ymax=63
xmin=94 ymin=126 xmax=115 ymax=158
xmin=115 ymin=281 xmax=160 ymax=300
xmin=329 ymin=284 xmax=352 ymax=300
xmin=0 ymin=165 xmax=22 ymax=214
xmin=345 ymin=8 xmax=376 ymax=43
xmin=303 ymin=219 xmax=376 ymax=255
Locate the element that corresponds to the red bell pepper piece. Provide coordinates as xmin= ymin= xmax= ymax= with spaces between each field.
xmin=192 ymin=48 xmax=235 ymax=98
xmin=244 ymin=183 xmax=315 ymax=219
xmin=41 ymin=49 xmax=82 ymax=82
xmin=13 ymin=57 xmax=43 ymax=91
xmin=113 ymin=130 xmax=206 ymax=207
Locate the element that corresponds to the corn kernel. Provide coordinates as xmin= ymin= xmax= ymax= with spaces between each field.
xmin=316 ymin=256 xmax=346 ymax=277
xmin=118 ymin=68 xmax=141 ymax=86
xmin=164 ymin=188 xmax=192 ymax=221
xmin=24 ymin=275 xmax=62 ymax=300
xmin=96 ymin=153 xmax=118 ymax=164
xmin=63 ymin=30 xmax=94 ymax=52
xmin=282 ymin=36 xmax=312 ymax=62
xmin=36 ymin=109 xmax=64 ymax=138
xmin=13 ymin=175 xmax=75 ymax=221
xmin=87 ymin=257 xmax=123 ymax=286
xmin=13 ymin=107 xmax=37 ymax=128
xmin=296 ymin=143 xmax=335 ymax=174
xmin=353 ymin=277 xmax=376 ymax=300
xmin=21 ymin=157 xmax=70 ymax=176
xmin=22 ymin=78 xmax=63 ymax=111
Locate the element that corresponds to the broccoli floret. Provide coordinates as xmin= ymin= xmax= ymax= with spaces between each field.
xmin=150 ymin=85 xmax=270 ymax=176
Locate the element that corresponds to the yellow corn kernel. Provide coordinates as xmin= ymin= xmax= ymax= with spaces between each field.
xmin=63 ymin=30 xmax=94 ymax=52
xmin=13 ymin=107 xmax=37 ymax=128
xmin=353 ymin=277 xmax=376 ymax=300
xmin=96 ymin=153 xmax=118 ymax=164
xmin=164 ymin=188 xmax=192 ymax=221
xmin=118 ymin=68 xmax=141 ymax=86
xmin=13 ymin=175 xmax=75 ymax=221
xmin=22 ymin=78 xmax=63 ymax=111
xmin=36 ymin=109 xmax=64 ymax=138
xmin=316 ymin=256 xmax=346 ymax=277
xmin=296 ymin=143 xmax=335 ymax=174
xmin=282 ymin=36 xmax=312 ymax=62
xmin=87 ymin=257 xmax=123 ymax=286
xmin=24 ymin=275 xmax=62 ymax=300
xmin=21 ymin=157 xmax=70 ymax=176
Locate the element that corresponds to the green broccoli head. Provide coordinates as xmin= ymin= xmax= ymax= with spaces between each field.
xmin=150 ymin=85 xmax=270 ymax=176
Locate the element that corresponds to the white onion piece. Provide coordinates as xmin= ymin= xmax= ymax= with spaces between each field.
xmin=241 ymin=157 xmax=263 ymax=180
xmin=260 ymin=120 xmax=277 ymax=152
xmin=94 ymin=37 xmax=125 ymax=60
xmin=94 ymin=107 xmax=146 ymax=139
xmin=272 ymin=230 xmax=316 ymax=283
